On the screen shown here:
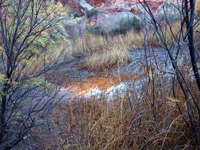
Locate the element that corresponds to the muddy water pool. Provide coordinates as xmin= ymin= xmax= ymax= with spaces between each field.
xmin=51 ymin=48 xmax=190 ymax=101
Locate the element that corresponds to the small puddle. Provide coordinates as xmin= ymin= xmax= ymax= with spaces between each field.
xmin=62 ymin=75 xmax=132 ymax=97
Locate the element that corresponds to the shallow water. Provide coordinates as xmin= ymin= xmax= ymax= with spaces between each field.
xmin=55 ymin=48 xmax=190 ymax=101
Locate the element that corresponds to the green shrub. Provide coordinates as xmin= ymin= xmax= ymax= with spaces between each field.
xmin=85 ymin=9 xmax=99 ymax=18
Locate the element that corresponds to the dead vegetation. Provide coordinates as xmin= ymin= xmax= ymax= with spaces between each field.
xmin=36 ymin=61 xmax=199 ymax=149
xmin=8 ymin=2 xmax=200 ymax=149
xmin=68 ymin=31 xmax=143 ymax=70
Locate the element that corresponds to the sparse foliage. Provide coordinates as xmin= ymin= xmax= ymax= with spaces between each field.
xmin=0 ymin=0 xmax=69 ymax=149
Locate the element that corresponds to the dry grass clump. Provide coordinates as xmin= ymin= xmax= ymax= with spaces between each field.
xmin=84 ymin=36 xmax=131 ymax=69
xmin=148 ymin=21 xmax=184 ymax=47
xmin=123 ymin=30 xmax=145 ymax=49
xmin=37 ymin=68 xmax=199 ymax=149
xmin=147 ymin=21 xmax=199 ymax=53
xmin=196 ymin=0 xmax=200 ymax=16
xmin=194 ymin=24 xmax=200 ymax=53
xmin=67 ymin=31 xmax=144 ymax=70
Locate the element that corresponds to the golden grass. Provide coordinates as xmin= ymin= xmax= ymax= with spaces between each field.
xmin=66 ymin=31 xmax=144 ymax=70
xmin=37 ymin=68 xmax=199 ymax=149
xmin=196 ymin=0 xmax=200 ymax=15
xmin=147 ymin=21 xmax=184 ymax=47
xmin=194 ymin=23 xmax=200 ymax=52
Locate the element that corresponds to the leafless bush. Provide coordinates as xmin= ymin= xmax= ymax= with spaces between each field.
xmin=0 ymin=0 xmax=70 ymax=149
xmin=138 ymin=0 xmax=200 ymax=147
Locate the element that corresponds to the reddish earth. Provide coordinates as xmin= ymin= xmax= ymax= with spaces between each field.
xmin=56 ymin=0 xmax=177 ymax=13
xmin=85 ymin=0 xmax=110 ymax=7
xmin=63 ymin=75 xmax=131 ymax=96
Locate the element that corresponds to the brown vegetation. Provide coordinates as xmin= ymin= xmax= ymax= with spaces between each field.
xmin=66 ymin=31 xmax=144 ymax=70
xmin=37 ymin=63 xmax=199 ymax=149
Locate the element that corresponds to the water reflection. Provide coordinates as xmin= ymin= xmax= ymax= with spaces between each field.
xmin=64 ymin=75 xmax=129 ymax=97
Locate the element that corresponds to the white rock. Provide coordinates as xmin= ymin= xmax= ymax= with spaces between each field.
xmin=95 ymin=11 xmax=139 ymax=34
xmin=105 ymin=82 xmax=128 ymax=100
xmin=85 ymin=87 xmax=103 ymax=99
xmin=80 ymin=0 xmax=94 ymax=11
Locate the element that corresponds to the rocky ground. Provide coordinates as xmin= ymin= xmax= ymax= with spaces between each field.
xmin=61 ymin=0 xmax=182 ymax=38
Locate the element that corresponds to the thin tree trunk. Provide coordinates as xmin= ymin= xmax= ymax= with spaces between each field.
xmin=185 ymin=0 xmax=200 ymax=90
